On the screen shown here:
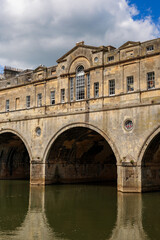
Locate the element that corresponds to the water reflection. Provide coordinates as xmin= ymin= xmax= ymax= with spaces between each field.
xmin=142 ymin=192 xmax=160 ymax=240
xmin=109 ymin=193 xmax=149 ymax=240
xmin=45 ymin=185 xmax=117 ymax=240
xmin=0 ymin=182 xmax=159 ymax=240
xmin=0 ymin=181 xmax=29 ymax=239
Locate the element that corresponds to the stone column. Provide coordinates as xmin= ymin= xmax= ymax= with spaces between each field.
xmin=30 ymin=160 xmax=45 ymax=185
xmin=117 ymin=162 xmax=142 ymax=192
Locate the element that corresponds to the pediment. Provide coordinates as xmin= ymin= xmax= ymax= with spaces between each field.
xmin=34 ymin=65 xmax=47 ymax=72
xmin=57 ymin=43 xmax=100 ymax=63
xmin=119 ymin=41 xmax=140 ymax=50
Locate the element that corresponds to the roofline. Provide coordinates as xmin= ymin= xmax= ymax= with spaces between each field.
xmin=56 ymin=44 xmax=101 ymax=63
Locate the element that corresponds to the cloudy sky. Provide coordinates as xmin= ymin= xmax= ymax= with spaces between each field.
xmin=0 ymin=0 xmax=160 ymax=71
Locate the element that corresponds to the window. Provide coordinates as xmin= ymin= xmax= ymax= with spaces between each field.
xmin=70 ymin=78 xmax=74 ymax=101
xmin=76 ymin=66 xmax=85 ymax=100
xmin=50 ymin=91 xmax=55 ymax=105
xmin=126 ymin=50 xmax=134 ymax=57
xmin=109 ymin=79 xmax=115 ymax=95
xmin=94 ymin=82 xmax=99 ymax=98
xmin=124 ymin=120 xmax=133 ymax=131
xmin=15 ymin=97 xmax=20 ymax=109
xmin=146 ymin=45 xmax=154 ymax=52
xmin=108 ymin=56 xmax=114 ymax=62
xmin=6 ymin=100 xmax=9 ymax=112
xmin=127 ymin=76 xmax=134 ymax=92
xmin=26 ymin=96 xmax=30 ymax=108
xmin=61 ymin=89 xmax=65 ymax=103
xmin=87 ymin=74 xmax=90 ymax=99
xmin=37 ymin=93 xmax=42 ymax=107
xmin=147 ymin=72 xmax=155 ymax=89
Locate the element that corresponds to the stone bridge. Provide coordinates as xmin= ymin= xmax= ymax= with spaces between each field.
xmin=0 ymin=39 xmax=160 ymax=192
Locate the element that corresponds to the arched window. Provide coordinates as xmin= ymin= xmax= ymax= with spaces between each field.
xmin=76 ymin=66 xmax=85 ymax=100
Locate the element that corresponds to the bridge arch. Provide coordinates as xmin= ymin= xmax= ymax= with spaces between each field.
xmin=44 ymin=123 xmax=120 ymax=185
xmin=0 ymin=128 xmax=31 ymax=180
xmin=138 ymin=125 xmax=160 ymax=191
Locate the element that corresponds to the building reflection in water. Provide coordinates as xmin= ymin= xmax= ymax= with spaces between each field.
xmin=108 ymin=193 xmax=149 ymax=240
xmin=0 ymin=183 xmax=155 ymax=240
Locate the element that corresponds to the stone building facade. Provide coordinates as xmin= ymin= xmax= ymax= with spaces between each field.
xmin=0 ymin=38 xmax=160 ymax=192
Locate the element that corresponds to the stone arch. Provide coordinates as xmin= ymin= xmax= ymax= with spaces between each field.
xmin=0 ymin=128 xmax=31 ymax=180
xmin=68 ymin=56 xmax=91 ymax=73
xmin=44 ymin=123 xmax=120 ymax=185
xmin=138 ymin=125 xmax=160 ymax=191
xmin=0 ymin=128 xmax=32 ymax=160
xmin=138 ymin=125 xmax=160 ymax=165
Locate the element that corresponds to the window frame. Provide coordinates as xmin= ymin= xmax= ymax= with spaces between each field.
xmin=87 ymin=73 xmax=90 ymax=99
xmin=146 ymin=45 xmax=154 ymax=52
xmin=26 ymin=95 xmax=30 ymax=108
xmin=109 ymin=79 xmax=115 ymax=96
xmin=94 ymin=82 xmax=99 ymax=98
xmin=108 ymin=56 xmax=114 ymax=62
xmin=50 ymin=90 xmax=55 ymax=105
xmin=127 ymin=76 xmax=134 ymax=92
xmin=76 ymin=65 xmax=85 ymax=101
xmin=147 ymin=72 xmax=155 ymax=90
xmin=37 ymin=93 xmax=42 ymax=107
xmin=70 ymin=78 xmax=74 ymax=102
xmin=6 ymin=99 xmax=9 ymax=112
xmin=61 ymin=89 xmax=65 ymax=103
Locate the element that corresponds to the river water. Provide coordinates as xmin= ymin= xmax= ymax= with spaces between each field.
xmin=0 ymin=181 xmax=159 ymax=240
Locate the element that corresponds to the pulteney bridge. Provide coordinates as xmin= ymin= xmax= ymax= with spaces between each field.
xmin=0 ymin=38 xmax=160 ymax=192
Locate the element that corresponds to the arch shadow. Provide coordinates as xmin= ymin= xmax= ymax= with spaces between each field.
xmin=0 ymin=128 xmax=32 ymax=180
xmin=138 ymin=125 xmax=160 ymax=192
xmin=43 ymin=123 xmax=120 ymax=185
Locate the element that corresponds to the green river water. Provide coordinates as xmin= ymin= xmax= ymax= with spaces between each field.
xmin=0 ymin=181 xmax=159 ymax=240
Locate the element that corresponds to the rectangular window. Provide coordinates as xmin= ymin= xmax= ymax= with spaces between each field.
xmin=26 ymin=96 xmax=30 ymax=108
xmin=76 ymin=72 xmax=85 ymax=100
xmin=109 ymin=79 xmax=115 ymax=96
xmin=94 ymin=82 xmax=99 ymax=98
xmin=127 ymin=76 xmax=134 ymax=92
xmin=87 ymin=74 xmax=90 ymax=98
xmin=37 ymin=93 xmax=42 ymax=107
xmin=50 ymin=91 xmax=55 ymax=105
xmin=15 ymin=97 xmax=20 ymax=109
xmin=6 ymin=99 xmax=9 ymax=112
xmin=146 ymin=45 xmax=154 ymax=52
xmin=108 ymin=56 xmax=114 ymax=62
xmin=147 ymin=72 xmax=155 ymax=89
xmin=61 ymin=89 xmax=65 ymax=103
xmin=70 ymin=78 xmax=74 ymax=101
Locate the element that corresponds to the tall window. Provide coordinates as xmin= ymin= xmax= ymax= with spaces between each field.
xmin=76 ymin=66 xmax=85 ymax=100
xmin=15 ymin=97 xmax=20 ymax=109
xmin=70 ymin=78 xmax=74 ymax=101
xmin=50 ymin=91 xmax=55 ymax=105
xmin=87 ymin=74 xmax=90 ymax=99
xmin=147 ymin=72 xmax=155 ymax=89
xmin=109 ymin=79 xmax=115 ymax=96
xmin=37 ymin=93 xmax=42 ymax=107
xmin=26 ymin=96 xmax=30 ymax=108
xmin=94 ymin=82 xmax=99 ymax=98
xmin=127 ymin=76 xmax=134 ymax=92
xmin=6 ymin=100 xmax=9 ymax=112
xmin=61 ymin=89 xmax=65 ymax=103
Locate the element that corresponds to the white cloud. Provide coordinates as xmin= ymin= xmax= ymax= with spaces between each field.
xmin=0 ymin=0 xmax=159 ymax=69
